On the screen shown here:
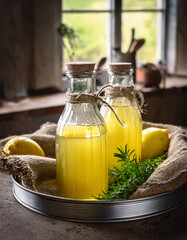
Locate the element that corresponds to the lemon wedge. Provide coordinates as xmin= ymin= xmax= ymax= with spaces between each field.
xmin=141 ymin=127 xmax=169 ymax=160
xmin=2 ymin=136 xmax=45 ymax=157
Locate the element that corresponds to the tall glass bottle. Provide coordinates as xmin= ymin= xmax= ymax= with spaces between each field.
xmin=56 ymin=62 xmax=108 ymax=200
xmin=101 ymin=62 xmax=142 ymax=169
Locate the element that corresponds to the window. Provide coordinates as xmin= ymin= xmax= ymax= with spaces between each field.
xmin=62 ymin=0 xmax=109 ymax=69
xmin=62 ymin=0 xmax=166 ymax=68
xmin=121 ymin=0 xmax=166 ymax=63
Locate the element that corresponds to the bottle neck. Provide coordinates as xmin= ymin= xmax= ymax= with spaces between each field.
xmin=107 ymin=69 xmax=134 ymax=86
xmin=66 ymin=71 xmax=97 ymax=93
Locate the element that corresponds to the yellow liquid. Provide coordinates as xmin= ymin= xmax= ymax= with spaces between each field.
xmin=101 ymin=101 xmax=142 ymax=169
xmin=56 ymin=125 xmax=108 ymax=200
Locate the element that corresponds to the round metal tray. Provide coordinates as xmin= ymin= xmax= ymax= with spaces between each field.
xmin=12 ymin=175 xmax=187 ymax=223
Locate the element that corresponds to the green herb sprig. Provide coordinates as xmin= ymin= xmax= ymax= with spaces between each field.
xmin=95 ymin=145 xmax=167 ymax=200
xmin=57 ymin=23 xmax=77 ymax=61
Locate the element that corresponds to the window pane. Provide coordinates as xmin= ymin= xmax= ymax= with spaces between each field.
xmin=63 ymin=0 xmax=107 ymax=10
xmin=63 ymin=13 xmax=107 ymax=68
xmin=122 ymin=12 xmax=158 ymax=63
xmin=122 ymin=0 xmax=159 ymax=10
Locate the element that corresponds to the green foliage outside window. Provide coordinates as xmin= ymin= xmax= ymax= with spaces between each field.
xmin=62 ymin=0 xmax=160 ymax=66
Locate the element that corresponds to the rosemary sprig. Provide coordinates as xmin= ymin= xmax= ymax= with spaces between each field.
xmin=95 ymin=145 xmax=167 ymax=200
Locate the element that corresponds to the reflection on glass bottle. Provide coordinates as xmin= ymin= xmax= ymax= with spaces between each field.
xmin=56 ymin=62 xmax=108 ymax=200
xmin=101 ymin=63 xmax=142 ymax=169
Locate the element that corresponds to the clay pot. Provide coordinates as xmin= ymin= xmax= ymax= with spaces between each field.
xmin=136 ymin=63 xmax=161 ymax=87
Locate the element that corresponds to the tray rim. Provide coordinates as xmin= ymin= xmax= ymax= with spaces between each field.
xmin=11 ymin=175 xmax=187 ymax=223
xmin=11 ymin=174 xmax=186 ymax=204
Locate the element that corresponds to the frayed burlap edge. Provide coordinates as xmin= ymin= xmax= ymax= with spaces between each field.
xmin=1 ymin=155 xmax=34 ymax=190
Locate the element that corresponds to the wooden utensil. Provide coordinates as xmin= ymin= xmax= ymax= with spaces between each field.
xmin=128 ymin=39 xmax=145 ymax=53
xmin=127 ymin=28 xmax=135 ymax=52
xmin=95 ymin=57 xmax=106 ymax=70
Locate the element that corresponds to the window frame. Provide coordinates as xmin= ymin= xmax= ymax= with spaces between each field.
xmin=61 ymin=0 xmax=166 ymax=64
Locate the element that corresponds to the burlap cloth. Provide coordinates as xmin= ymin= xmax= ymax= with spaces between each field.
xmin=0 ymin=121 xmax=187 ymax=199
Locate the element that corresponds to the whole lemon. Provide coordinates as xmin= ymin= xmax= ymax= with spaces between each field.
xmin=2 ymin=136 xmax=45 ymax=157
xmin=141 ymin=127 xmax=169 ymax=160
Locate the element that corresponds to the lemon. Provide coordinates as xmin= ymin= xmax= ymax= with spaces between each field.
xmin=2 ymin=136 xmax=45 ymax=157
xmin=141 ymin=127 xmax=169 ymax=160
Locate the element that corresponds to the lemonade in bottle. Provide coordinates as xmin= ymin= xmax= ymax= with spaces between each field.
xmin=56 ymin=62 xmax=108 ymax=200
xmin=100 ymin=63 xmax=142 ymax=169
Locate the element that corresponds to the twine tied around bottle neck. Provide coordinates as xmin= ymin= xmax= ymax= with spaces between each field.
xmin=105 ymin=85 xmax=145 ymax=111
xmin=65 ymin=84 xmax=145 ymax=128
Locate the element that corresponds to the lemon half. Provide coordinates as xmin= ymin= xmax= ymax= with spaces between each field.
xmin=2 ymin=136 xmax=45 ymax=157
xmin=141 ymin=127 xmax=169 ymax=160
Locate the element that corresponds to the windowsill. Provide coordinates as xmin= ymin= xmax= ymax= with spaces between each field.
xmin=0 ymin=76 xmax=187 ymax=116
xmin=0 ymin=92 xmax=66 ymax=116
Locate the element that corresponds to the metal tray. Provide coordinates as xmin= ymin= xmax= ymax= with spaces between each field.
xmin=12 ymin=175 xmax=187 ymax=223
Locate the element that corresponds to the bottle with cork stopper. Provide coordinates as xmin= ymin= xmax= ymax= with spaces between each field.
xmin=56 ymin=62 xmax=108 ymax=200
xmin=100 ymin=62 xmax=142 ymax=169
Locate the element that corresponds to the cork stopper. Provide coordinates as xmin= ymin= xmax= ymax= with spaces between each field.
xmin=66 ymin=62 xmax=95 ymax=73
xmin=108 ymin=62 xmax=132 ymax=72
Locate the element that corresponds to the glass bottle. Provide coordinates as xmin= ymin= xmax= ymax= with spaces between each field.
xmin=100 ymin=62 xmax=142 ymax=169
xmin=56 ymin=62 xmax=108 ymax=200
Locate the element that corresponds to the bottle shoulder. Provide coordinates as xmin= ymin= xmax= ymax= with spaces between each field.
xmin=56 ymin=103 xmax=107 ymax=135
xmin=101 ymin=98 xmax=142 ymax=124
